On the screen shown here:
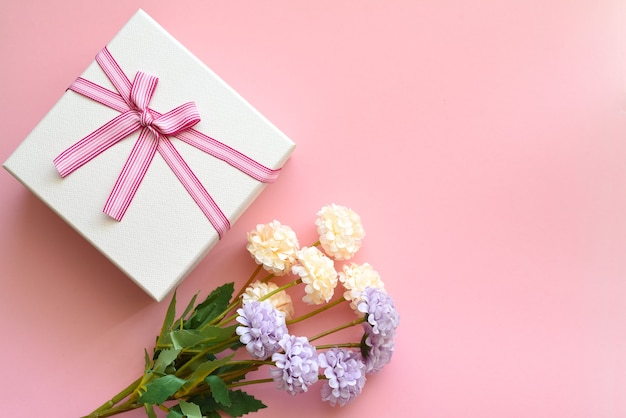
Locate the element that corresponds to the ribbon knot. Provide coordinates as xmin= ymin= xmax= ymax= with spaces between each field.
xmin=139 ymin=109 xmax=154 ymax=128
xmin=129 ymin=71 xmax=158 ymax=128
xmin=53 ymin=47 xmax=281 ymax=238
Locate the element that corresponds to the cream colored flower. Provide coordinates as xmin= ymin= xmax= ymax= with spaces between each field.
xmin=315 ymin=204 xmax=365 ymax=260
xmin=247 ymin=220 xmax=299 ymax=276
xmin=242 ymin=280 xmax=295 ymax=320
xmin=291 ymin=246 xmax=338 ymax=305
xmin=339 ymin=263 xmax=385 ymax=310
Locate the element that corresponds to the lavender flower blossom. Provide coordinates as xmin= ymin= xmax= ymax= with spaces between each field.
xmin=357 ymin=287 xmax=400 ymax=337
xmin=271 ymin=335 xmax=319 ymax=395
xmin=236 ymin=300 xmax=288 ymax=360
xmin=319 ymin=348 xmax=366 ymax=406
xmin=361 ymin=323 xmax=396 ymax=374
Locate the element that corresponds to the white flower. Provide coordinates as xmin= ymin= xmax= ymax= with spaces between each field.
xmin=242 ymin=280 xmax=295 ymax=320
xmin=291 ymin=247 xmax=338 ymax=305
xmin=339 ymin=263 xmax=385 ymax=310
xmin=246 ymin=220 xmax=299 ymax=276
xmin=315 ymin=204 xmax=365 ymax=260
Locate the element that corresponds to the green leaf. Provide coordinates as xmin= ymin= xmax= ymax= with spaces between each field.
xmin=179 ymin=401 xmax=202 ymax=418
xmin=178 ymin=354 xmax=234 ymax=396
xmin=138 ymin=375 xmax=186 ymax=405
xmin=191 ymin=390 xmax=266 ymax=418
xmin=152 ymin=348 xmax=182 ymax=374
xmin=187 ymin=394 xmax=219 ymax=415
xmin=144 ymin=349 xmax=152 ymax=370
xmin=144 ymin=403 xmax=158 ymax=418
xmin=169 ymin=324 xmax=236 ymax=351
xmin=221 ymin=390 xmax=267 ymax=417
xmin=213 ymin=362 xmax=256 ymax=384
xmin=170 ymin=329 xmax=207 ymax=350
xmin=200 ymin=324 xmax=238 ymax=341
xmin=185 ymin=283 xmax=234 ymax=329
xmin=167 ymin=404 xmax=220 ymax=418
xmin=179 ymin=292 xmax=199 ymax=322
xmin=205 ymin=375 xmax=231 ymax=406
xmin=166 ymin=407 xmax=184 ymax=418
xmin=158 ymin=291 xmax=178 ymax=345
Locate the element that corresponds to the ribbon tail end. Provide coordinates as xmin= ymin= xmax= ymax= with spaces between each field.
xmin=103 ymin=206 xmax=125 ymax=222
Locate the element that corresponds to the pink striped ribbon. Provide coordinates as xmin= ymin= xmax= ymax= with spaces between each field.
xmin=54 ymin=47 xmax=280 ymax=238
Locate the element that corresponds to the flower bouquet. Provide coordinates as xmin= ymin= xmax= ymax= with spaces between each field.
xmin=84 ymin=204 xmax=400 ymax=417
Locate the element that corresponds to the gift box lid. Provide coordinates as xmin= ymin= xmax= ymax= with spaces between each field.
xmin=3 ymin=9 xmax=296 ymax=301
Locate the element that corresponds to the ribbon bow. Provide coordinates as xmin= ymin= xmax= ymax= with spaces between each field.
xmin=54 ymin=47 xmax=280 ymax=238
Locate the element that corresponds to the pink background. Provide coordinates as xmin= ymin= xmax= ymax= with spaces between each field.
xmin=2 ymin=1 xmax=626 ymax=417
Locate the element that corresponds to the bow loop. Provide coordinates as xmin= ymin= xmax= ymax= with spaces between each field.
xmin=128 ymin=71 xmax=200 ymax=136
xmin=130 ymin=71 xmax=158 ymax=112
xmin=152 ymin=102 xmax=201 ymax=135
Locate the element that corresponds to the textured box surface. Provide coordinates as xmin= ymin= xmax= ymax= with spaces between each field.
xmin=3 ymin=10 xmax=295 ymax=301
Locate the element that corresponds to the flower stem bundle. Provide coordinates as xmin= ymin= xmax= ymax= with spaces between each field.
xmin=84 ymin=204 xmax=400 ymax=417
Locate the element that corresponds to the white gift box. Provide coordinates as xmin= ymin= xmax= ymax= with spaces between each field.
xmin=3 ymin=10 xmax=295 ymax=301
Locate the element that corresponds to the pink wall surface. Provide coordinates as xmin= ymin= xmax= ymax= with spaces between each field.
xmin=1 ymin=1 xmax=626 ymax=417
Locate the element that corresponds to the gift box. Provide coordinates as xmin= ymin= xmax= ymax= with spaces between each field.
xmin=3 ymin=10 xmax=295 ymax=301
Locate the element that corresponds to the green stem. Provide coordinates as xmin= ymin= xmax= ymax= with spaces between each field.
xmin=234 ymin=264 xmax=263 ymax=300
xmin=160 ymin=335 xmax=240 ymax=356
xmin=209 ymin=335 xmax=241 ymax=353
xmin=260 ymin=272 xmax=276 ymax=283
xmin=315 ymin=342 xmax=361 ymax=350
xmin=217 ymin=279 xmax=303 ymax=327
xmin=82 ymin=398 xmax=141 ymax=418
xmin=216 ymin=313 xmax=241 ymax=327
xmin=228 ymin=378 xmax=274 ymax=388
xmin=172 ymin=336 xmax=242 ymax=379
xmin=258 ymin=279 xmax=302 ymax=303
xmin=218 ymin=365 xmax=261 ymax=385
xmin=287 ymin=297 xmax=346 ymax=325
xmin=209 ymin=264 xmax=264 ymax=326
xmin=174 ymin=345 xmax=217 ymax=378
xmin=309 ymin=317 xmax=365 ymax=342
xmin=227 ymin=359 xmax=275 ymax=367
xmin=83 ymin=376 xmax=143 ymax=417
xmin=210 ymin=300 xmax=241 ymax=327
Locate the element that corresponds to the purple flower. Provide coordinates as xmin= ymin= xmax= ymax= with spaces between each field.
xmin=271 ymin=335 xmax=319 ymax=395
xmin=361 ymin=323 xmax=395 ymax=374
xmin=357 ymin=287 xmax=400 ymax=337
xmin=319 ymin=348 xmax=366 ymax=406
xmin=236 ymin=300 xmax=287 ymax=360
